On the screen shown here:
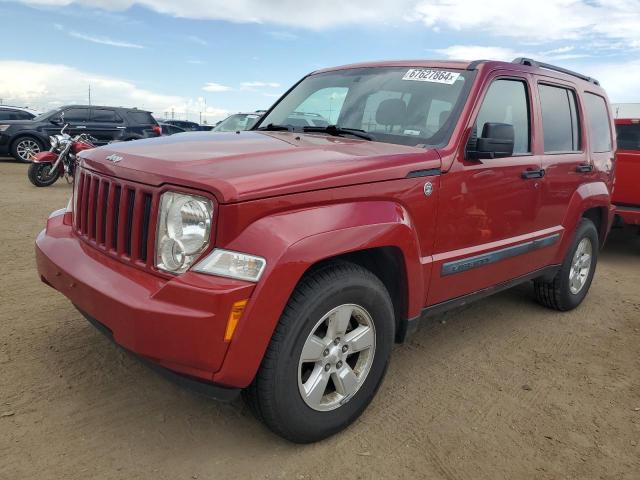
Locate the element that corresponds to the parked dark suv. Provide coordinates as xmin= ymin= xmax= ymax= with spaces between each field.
xmin=0 ymin=106 xmax=39 ymax=121
xmin=163 ymin=119 xmax=202 ymax=131
xmin=0 ymin=105 xmax=161 ymax=162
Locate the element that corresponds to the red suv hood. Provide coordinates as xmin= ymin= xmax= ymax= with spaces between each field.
xmin=80 ymin=131 xmax=440 ymax=203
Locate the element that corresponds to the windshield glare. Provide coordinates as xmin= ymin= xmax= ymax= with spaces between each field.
xmin=257 ymin=67 xmax=473 ymax=147
xmin=214 ymin=113 xmax=261 ymax=132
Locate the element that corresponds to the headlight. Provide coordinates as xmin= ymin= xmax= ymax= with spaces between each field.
xmin=192 ymin=249 xmax=266 ymax=282
xmin=155 ymin=191 xmax=213 ymax=274
xmin=0 ymin=125 xmax=10 ymax=132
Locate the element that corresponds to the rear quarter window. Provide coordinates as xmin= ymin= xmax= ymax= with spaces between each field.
xmin=615 ymin=124 xmax=640 ymax=151
xmin=584 ymin=93 xmax=612 ymax=153
xmin=127 ymin=111 xmax=156 ymax=125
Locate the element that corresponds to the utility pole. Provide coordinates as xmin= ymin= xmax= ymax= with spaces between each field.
xmin=88 ymin=84 xmax=92 ymax=106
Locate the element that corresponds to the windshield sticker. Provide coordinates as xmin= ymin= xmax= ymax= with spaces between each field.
xmin=402 ymin=69 xmax=460 ymax=85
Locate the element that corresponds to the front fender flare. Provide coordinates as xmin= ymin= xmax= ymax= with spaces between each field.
xmin=212 ymin=200 xmax=424 ymax=387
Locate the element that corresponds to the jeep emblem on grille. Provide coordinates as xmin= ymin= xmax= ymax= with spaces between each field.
xmin=105 ymin=154 xmax=123 ymax=164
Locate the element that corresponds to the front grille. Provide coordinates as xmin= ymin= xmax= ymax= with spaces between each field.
xmin=73 ymin=167 xmax=158 ymax=269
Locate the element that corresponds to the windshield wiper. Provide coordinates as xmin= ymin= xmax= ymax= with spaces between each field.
xmin=256 ymin=123 xmax=295 ymax=132
xmin=302 ymin=125 xmax=375 ymax=141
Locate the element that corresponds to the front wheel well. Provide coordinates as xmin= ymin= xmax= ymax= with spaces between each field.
xmin=304 ymin=247 xmax=409 ymax=343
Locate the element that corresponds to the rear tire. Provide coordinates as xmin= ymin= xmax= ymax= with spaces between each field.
xmin=243 ymin=262 xmax=394 ymax=443
xmin=28 ymin=163 xmax=60 ymax=187
xmin=534 ymin=218 xmax=598 ymax=311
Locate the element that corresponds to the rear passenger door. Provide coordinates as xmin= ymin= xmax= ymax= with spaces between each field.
xmin=87 ymin=108 xmax=125 ymax=144
xmin=535 ymin=79 xmax=590 ymax=234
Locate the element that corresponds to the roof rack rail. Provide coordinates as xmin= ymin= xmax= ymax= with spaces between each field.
xmin=512 ymin=57 xmax=599 ymax=85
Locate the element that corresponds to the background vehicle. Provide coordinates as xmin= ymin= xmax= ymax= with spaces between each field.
xmin=613 ymin=118 xmax=640 ymax=229
xmin=0 ymin=105 xmax=40 ymax=121
xmin=212 ymin=112 xmax=262 ymax=132
xmin=0 ymin=105 xmax=161 ymax=162
xmin=283 ymin=111 xmax=330 ymax=127
xmin=27 ymin=124 xmax=95 ymax=187
xmin=159 ymin=122 xmax=187 ymax=136
xmin=36 ymin=58 xmax=615 ymax=443
xmin=162 ymin=119 xmax=201 ymax=131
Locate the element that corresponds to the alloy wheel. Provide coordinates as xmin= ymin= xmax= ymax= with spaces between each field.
xmin=16 ymin=139 xmax=41 ymax=161
xmin=298 ymin=304 xmax=376 ymax=411
xmin=569 ymin=237 xmax=593 ymax=294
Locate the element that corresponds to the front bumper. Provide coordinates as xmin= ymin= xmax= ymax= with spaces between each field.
xmin=36 ymin=212 xmax=256 ymax=387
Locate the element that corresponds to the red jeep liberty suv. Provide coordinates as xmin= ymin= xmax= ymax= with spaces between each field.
xmin=36 ymin=58 xmax=616 ymax=443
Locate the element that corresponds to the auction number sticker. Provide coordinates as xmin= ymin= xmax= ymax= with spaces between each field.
xmin=402 ymin=69 xmax=460 ymax=84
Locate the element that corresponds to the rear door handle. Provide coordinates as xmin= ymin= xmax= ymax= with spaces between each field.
xmin=576 ymin=164 xmax=594 ymax=173
xmin=75 ymin=125 xmax=87 ymax=129
xmin=521 ymin=168 xmax=545 ymax=179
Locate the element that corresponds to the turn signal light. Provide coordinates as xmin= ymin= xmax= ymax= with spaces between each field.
xmin=224 ymin=300 xmax=248 ymax=342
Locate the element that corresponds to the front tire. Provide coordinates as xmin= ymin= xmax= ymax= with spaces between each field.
xmin=28 ymin=163 xmax=60 ymax=187
xmin=11 ymin=136 xmax=44 ymax=163
xmin=244 ymin=262 xmax=395 ymax=443
xmin=534 ymin=218 xmax=599 ymax=311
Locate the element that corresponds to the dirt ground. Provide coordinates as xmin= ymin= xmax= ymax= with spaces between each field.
xmin=0 ymin=159 xmax=638 ymax=480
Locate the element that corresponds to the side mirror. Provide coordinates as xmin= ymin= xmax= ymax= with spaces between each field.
xmin=467 ymin=122 xmax=515 ymax=160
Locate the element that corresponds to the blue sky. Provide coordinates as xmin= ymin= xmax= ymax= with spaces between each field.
xmin=1 ymin=0 xmax=639 ymax=122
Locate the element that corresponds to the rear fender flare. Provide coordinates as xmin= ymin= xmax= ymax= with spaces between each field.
xmin=212 ymin=200 xmax=423 ymax=387
xmin=558 ymin=181 xmax=611 ymax=258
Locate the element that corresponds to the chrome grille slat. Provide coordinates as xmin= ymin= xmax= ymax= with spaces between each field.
xmin=73 ymin=167 xmax=155 ymax=268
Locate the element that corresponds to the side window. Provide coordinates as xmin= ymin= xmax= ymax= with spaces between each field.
xmin=17 ymin=112 xmax=34 ymax=120
xmin=63 ymin=108 xmax=90 ymax=122
xmin=538 ymin=84 xmax=580 ymax=153
xmin=476 ymin=79 xmax=530 ymax=154
xmin=584 ymin=93 xmax=612 ymax=153
xmin=295 ymin=87 xmax=348 ymax=125
xmin=0 ymin=111 xmax=10 ymax=120
xmin=92 ymin=109 xmax=121 ymax=123
xmin=615 ymin=124 xmax=640 ymax=151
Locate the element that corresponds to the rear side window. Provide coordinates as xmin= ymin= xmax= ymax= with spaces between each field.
xmin=92 ymin=109 xmax=121 ymax=123
xmin=616 ymin=124 xmax=640 ymax=151
xmin=538 ymin=84 xmax=580 ymax=153
xmin=584 ymin=93 xmax=612 ymax=153
xmin=475 ymin=79 xmax=530 ymax=154
xmin=128 ymin=111 xmax=156 ymax=125
xmin=63 ymin=108 xmax=90 ymax=122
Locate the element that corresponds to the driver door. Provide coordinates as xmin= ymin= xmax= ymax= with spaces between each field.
xmin=427 ymin=74 xmax=549 ymax=305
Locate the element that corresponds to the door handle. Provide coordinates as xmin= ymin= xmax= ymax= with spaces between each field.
xmin=521 ymin=168 xmax=545 ymax=179
xmin=576 ymin=164 xmax=593 ymax=173
xmin=75 ymin=125 xmax=87 ymax=129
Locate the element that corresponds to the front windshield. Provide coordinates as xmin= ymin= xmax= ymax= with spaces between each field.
xmin=256 ymin=66 xmax=474 ymax=147
xmin=213 ymin=113 xmax=261 ymax=132
xmin=33 ymin=108 xmax=61 ymax=122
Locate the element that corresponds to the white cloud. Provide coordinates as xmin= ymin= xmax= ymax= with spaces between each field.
xmin=434 ymin=44 xmax=590 ymax=63
xmin=589 ymin=60 xmax=640 ymax=103
xmin=187 ymin=35 xmax=208 ymax=46
xmin=267 ymin=30 xmax=298 ymax=41
xmin=240 ymin=81 xmax=280 ymax=89
xmin=14 ymin=0 xmax=640 ymax=49
xmin=0 ymin=60 xmax=228 ymax=121
xmin=202 ymin=82 xmax=232 ymax=92
xmin=68 ymin=30 xmax=144 ymax=48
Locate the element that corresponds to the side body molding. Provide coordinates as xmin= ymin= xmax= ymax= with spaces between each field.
xmin=212 ymin=200 xmax=425 ymax=387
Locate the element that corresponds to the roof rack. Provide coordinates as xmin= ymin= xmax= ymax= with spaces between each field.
xmin=512 ymin=57 xmax=599 ymax=85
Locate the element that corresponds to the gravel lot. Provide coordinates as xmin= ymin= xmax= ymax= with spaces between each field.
xmin=1 ymin=158 xmax=639 ymax=480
